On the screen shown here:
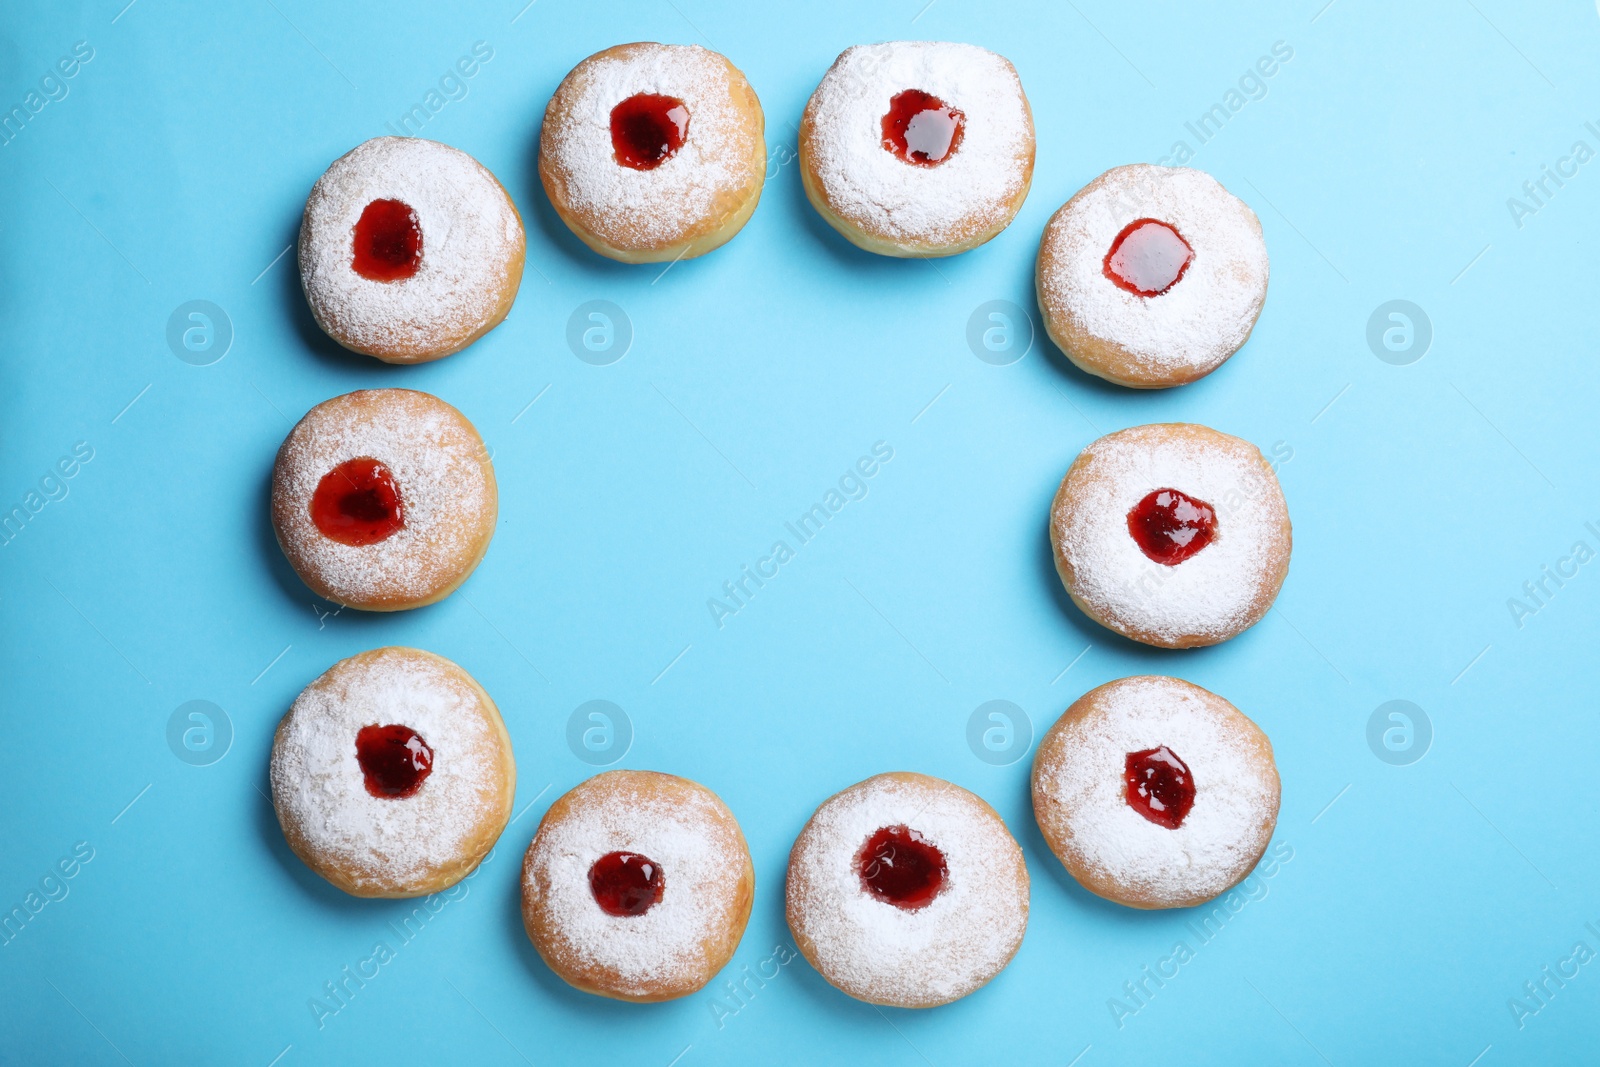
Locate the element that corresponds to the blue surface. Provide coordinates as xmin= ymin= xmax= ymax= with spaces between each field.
xmin=2 ymin=0 xmax=1597 ymax=1063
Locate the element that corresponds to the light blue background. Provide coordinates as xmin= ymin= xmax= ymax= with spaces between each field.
xmin=2 ymin=0 xmax=1597 ymax=1063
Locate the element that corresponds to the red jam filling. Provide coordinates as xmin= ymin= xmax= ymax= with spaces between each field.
xmin=589 ymin=851 xmax=665 ymax=916
xmin=881 ymin=89 xmax=965 ymax=166
xmin=1127 ymin=488 xmax=1216 ymax=566
xmin=351 ymin=198 xmax=423 ymax=282
xmin=310 ymin=458 xmax=405 ymax=546
xmin=355 ymin=724 xmax=433 ymax=799
xmin=857 ymin=825 xmax=947 ymax=910
xmin=1103 ymin=219 xmax=1193 ymax=296
xmin=609 ymin=93 xmax=690 ymax=170
xmin=1125 ymin=745 xmax=1195 ymax=829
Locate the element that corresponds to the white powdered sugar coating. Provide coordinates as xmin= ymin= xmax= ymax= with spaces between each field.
xmin=1034 ymin=676 xmax=1278 ymax=905
xmin=787 ymin=775 xmax=1028 ymax=1007
xmin=522 ymin=774 xmax=746 ymax=997
xmin=270 ymin=649 xmax=505 ymax=894
xmin=540 ymin=44 xmax=756 ymax=249
xmin=1038 ymin=165 xmax=1268 ymax=377
xmin=1053 ymin=425 xmax=1288 ymax=646
xmin=804 ymin=41 xmax=1032 ymax=246
xmin=299 ymin=137 xmax=522 ymax=356
xmin=271 ymin=389 xmax=493 ymax=607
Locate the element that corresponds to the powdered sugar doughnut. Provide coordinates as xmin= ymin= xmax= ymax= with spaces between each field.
xmin=521 ymin=770 xmax=754 ymax=1002
xmin=799 ymin=42 xmax=1035 ymax=257
xmin=1037 ymin=164 xmax=1268 ymax=387
xmin=539 ymin=43 xmax=766 ymax=264
xmin=1050 ymin=423 xmax=1290 ymax=648
xmin=785 ymin=772 xmax=1028 ymax=1008
xmin=271 ymin=389 xmax=497 ymax=611
xmin=270 ymin=647 xmax=516 ymax=898
xmin=1032 ymin=676 xmax=1280 ymax=909
xmin=299 ymin=137 xmax=525 ymax=363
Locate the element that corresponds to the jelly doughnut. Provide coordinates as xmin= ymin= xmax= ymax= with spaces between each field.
xmin=799 ymin=41 xmax=1035 ymax=257
xmin=299 ymin=137 xmax=525 ymax=363
xmin=270 ymin=647 xmax=516 ymax=898
xmin=1036 ymin=164 xmax=1268 ymax=387
xmin=520 ymin=770 xmax=754 ymax=1002
xmin=1049 ymin=423 xmax=1290 ymax=648
xmin=1032 ymin=676 xmax=1280 ymax=909
xmin=785 ymin=772 xmax=1028 ymax=1008
xmin=539 ymin=43 xmax=766 ymax=263
xmin=271 ymin=388 xmax=497 ymax=612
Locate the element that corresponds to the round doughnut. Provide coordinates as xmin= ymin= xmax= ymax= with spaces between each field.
xmin=785 ymin=772 xmax=1028 ymax=1008
xmin=1032 ymin=675 xmax=1280 ymax=909
xmin=299 ymin=136 xmax=525 ymax=363
xmin=271 ymin=388 xmax=497 ymax=612
xmin=799 ymin=42 xmax=1034 ymax=257
xmin=539 ymin=43 xmax=766 ymax=264
xmin=1049 ymin=423 xmax=1290 ymax=648
xmin=1036 ymin=164 xmax=1268 ymax=387
xmin=520 ymin=770 xmax=754 ymax=1002
xmin=270 ymin=647 xmax=516 ymax=898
